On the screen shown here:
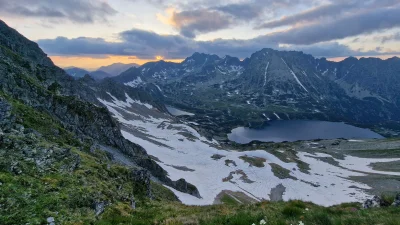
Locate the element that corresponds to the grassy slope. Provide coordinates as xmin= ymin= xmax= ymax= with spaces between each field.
xmin=0 ymin=95 xmax=176 ymax=224
xmin=99 ymin=200 xmax=400 ymax=225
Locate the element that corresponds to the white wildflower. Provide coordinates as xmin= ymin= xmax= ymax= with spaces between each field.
xmin=299 ymin=221 xmax=304 ymax=225
xmin=305 ymin=208 xmax=309 ymax=211
xmin=260 ymin=219 xmax=266 ymax=225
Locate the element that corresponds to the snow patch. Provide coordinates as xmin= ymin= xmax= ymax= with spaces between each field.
xmin=281 ymin=58 xmax=308 ymax=92
xmin=98 ymin=97 xmax=400 ymax=207
xmin=263 ymin=62 xmax=270 ymax=87
xmin=273 ymin=112 xmax=281 ymax=120
xmin=263 ymin=113 xmax=271 ymax=121
xmin=124 ymin=76 xmax=143 ymax=88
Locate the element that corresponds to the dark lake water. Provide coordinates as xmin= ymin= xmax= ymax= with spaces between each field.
xmin=228 ymin=120 xmax=384 ymax=144
xmin=166 ymin=105 xmax=194 ymax=116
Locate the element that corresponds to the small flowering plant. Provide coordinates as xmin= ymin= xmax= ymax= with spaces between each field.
xmin=252 ymin=218 xmax=267 ymax=225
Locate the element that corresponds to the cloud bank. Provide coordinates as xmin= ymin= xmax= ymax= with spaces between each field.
xmin=0 ymin=0 xmax=117 ymax=23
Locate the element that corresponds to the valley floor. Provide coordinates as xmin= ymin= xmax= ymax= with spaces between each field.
xmin=99 ymin=93 xmax=400 ymax=207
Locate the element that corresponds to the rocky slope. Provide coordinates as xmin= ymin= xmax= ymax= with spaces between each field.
xmin=0 ymin=19 xmax=199 ymax=217
xmin=114 ymin=49 xmax=400 ymax=138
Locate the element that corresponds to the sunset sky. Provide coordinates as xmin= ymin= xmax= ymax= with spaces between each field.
xmin=1 ymin=0 xmax=400 ymax=70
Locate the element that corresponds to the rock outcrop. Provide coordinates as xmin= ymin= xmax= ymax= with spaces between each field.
xmin=173 ymin=178 xmax=202 ymax=198
xmin=362 ymin=196 xmax=383 ymax=209
xmin=392 ymin=194 xmax=400 ymax=207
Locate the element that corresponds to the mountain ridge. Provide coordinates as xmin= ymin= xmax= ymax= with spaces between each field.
xmin=113 ymin=47 xmax=400 ymax=138
xmin=0 ymin=19 xmax=199 ymax=198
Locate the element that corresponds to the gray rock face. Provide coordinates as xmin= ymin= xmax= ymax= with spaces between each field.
xmin=0 ymin=98 xmax=13 ymax=131
xmin=131 ymin=169 xmax=152 ymax=197
xmin=0 ymin=122 xmax=81 ymax=174
xmin=95 ymin=201 xmax=107 ymax=216
xmin=173 ymin=178 xmax=202 ymax=199
xmin=0 ymin=20 xmax=53 ymax=66
xmin=363 ymin=196 xmax=382 ymax=209
xmin=392 ymin=194 xmax=400 ymax=207
xmin=46 ymin=217 xmax=55 ymax=225
xmin=131 ymin=196 xmax=136 ymax=209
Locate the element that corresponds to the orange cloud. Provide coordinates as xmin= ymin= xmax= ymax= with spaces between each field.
xmin=50 ymin=55 xmax=184 ymax=70
xmin=157 ymin=8 xmax=177 ymax=27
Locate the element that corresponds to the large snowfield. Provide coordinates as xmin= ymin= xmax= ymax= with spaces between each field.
xmin=99 ymin=93 xmax=400 ymax=206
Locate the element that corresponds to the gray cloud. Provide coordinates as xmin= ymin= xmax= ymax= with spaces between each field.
xmin=262 ymin=5 xmax=400 ymax=45
xmin=381 ymin=32 xmax=400 ymax=43
xmin=38 ymin=30 xmax=198 ymax=59
xmin=0 ymin=0 xmax=117 ymax=23
xmin=257 ymin=0 xmax=400 ymax=29
xmin=171 ymin=9 xmax=233 ymax=38
xmin=156 ymin=0 xmax=317 ymax=37
xmin=257 ymin=1 xmax=359 ymax=29
xmin=38 ymin=27 xmax=386 ymax=60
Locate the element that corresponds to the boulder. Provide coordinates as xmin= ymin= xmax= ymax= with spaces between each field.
xmin=131 ymin=169 xmax=152 ymax=197
xmin=362 ymin=196 xmax=382 ymax=209
xmin=173 ymin=178 xmax=201 ymax=198
xmin=392 ymin=194 xmax=400 ymax=207
xmin=95 ymin=201 xmax=107 ymax=216
xmin=131 ymin=196 xmax=136 ymax=209
xmin=47 ymin=217 xmax=55 ymax=225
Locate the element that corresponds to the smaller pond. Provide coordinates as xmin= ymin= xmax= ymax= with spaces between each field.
xmin=228 ymin=120 xmax=384 ymax=144
xmin=166 ymin=105 xmax=195 ymax=116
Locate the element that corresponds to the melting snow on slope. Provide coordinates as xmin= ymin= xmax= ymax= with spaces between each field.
xmin=263 ymin=62 xmax=270 ymax=87
xmin=281 ymin=58 xmax=308 ymax=93
xmin=125 ymin=76 xmax=144 ymax=88
xmin=262 ymin=113 xmax=271 ymax=121
xmin=273 ymin=112 xmax=281 ymax=120
xmin=99 ymin=95 xmax=400 ymax=206
xmin=100 ymin=92 xmax=153 ymax=110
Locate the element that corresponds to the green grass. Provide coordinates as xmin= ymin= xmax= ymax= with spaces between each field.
xmin=220 ymin=194 xmax=240 ymax=206
xmin=0 ymin=97 xmax=153 ymax=224
xmin=269 ymin=163 xmax=297 ymax=180
xmin=94 ymin=199 xmax=400 ymax=225
xmin=9 ymin=98 xmax=80 ymax=146
xmin=239 ymin=155 xmax=266 ymax=167
xmin=0 ymin=140 xmax=153 ymax=225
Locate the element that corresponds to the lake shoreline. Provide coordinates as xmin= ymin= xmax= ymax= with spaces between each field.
xmin=228 ymin=120 xmax=384 ymax=144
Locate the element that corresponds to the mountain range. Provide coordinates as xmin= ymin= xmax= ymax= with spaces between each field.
xmin=65 ymin=63 xmax=139 ymax=80
xmin=113 ymin=51 xmax=400 ymax=138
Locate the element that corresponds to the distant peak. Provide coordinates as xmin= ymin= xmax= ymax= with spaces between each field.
xmin=345 ymin=56 xmax=359 ymax=60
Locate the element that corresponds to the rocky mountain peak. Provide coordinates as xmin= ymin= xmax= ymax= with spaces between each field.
xmin=183 ymin=52 xmax=220 ymax=66
xmin=0 ymin=20 xmax=53 ymax=66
